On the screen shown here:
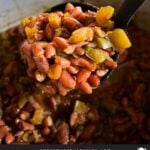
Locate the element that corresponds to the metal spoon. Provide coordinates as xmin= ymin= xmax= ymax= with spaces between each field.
xmin=46 ymin=0 xmax=145 ymax=82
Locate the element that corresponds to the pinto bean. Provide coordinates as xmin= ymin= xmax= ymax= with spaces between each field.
xmin=62 ymin=17 xmax=82 ymax=31
xmin=42 ymin=127 xmax=51 ymax=136
xmin=0 ymin=126 xmax=10 ymax=140
xmin=80 ymin=82 xmax=92 ymax=94
xmin=114 ymin=121 xmax=133 ymax=133
xmin=76 ymin=69 xmax=91 ymax=84
xmin=58 ymin=83 xmax=70 ymax=96
xmin=43 ymin=116 xmax=53 ymax=127
xmin=70 ymin=7 xmax=83 ymax=19
xmin=88 ymin=75 xmax=100 ymax=87
xmin=19 ymin=111 xmax=30 ymax=121
xmin=3 ymin=61 xmax=16 ymax=75
xmin=75 ymin=47 xmax=85 ymax=55
xmin=67 ymin=66 xmax=79 ymax=74
xmin=44 ymin=43 xmax=56 ymax=58
xmin=0 ymin=120 xmax=5 ymax=126
xmin=70 ymin=112 xmax=78 ymax=127
xmin=65 ymin=3 xmax=74 ymax=12
xmin=55 ymin=56 xmax=70 ymax=68
xmin=19 ymin=121 xmax=35 ymax=131
xmin=56 ymin=122 xmax=69 ymax=144
xmin=5 ymin=133 xmax=15 ymax=144
xmin=80 ymin=124 xmax=96 ymax=140
xmin=70 ymin=57 xmax=96 ymax=71
xmin=53 ymin=37 xmax=69 ymax=49
xmin=104 ymin=59 xmax=118 ymax=69
xmin=45 ymin=24 xmax=54 ymax=41
xmin=59 ymin=70 xmax=76 ymax=89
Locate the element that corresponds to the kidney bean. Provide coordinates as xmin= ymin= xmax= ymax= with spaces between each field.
xmin=114 ymin=121 xmax=133 ymax=133
xmin=45 ymin=24 xmax=54 ymax=41
xmin=58 ymin=82 xmax=70 ymax=96
xmin=113 ymin=115 xmax=129 ymax=125
xmin=3 ymin=61 xmax=16 ymax=75
xmin=75 ymin=47 xmax=85 ymax=56
xmin=56 ymin=122 xmax=69 ymax=144
xmin=19 ymin=111 xmax=30 ymax=121
xmin=19 ymin=121 xmax=35 ymax=131
xmin=76 ymin=69 xmax=91 ymax=84
xmin=67 ymin=66 xmax=79 ymax=74
xmin=42 ymin=127 xmax=51 ymax=136
xmin=65 ymin=3 xmax=74 ymax=12
xmin=70 ymin=6 xmax=83 ymax=19
xmin=80 ymin=124 xmax=96 ymax=140
xmin=125 ymin=107 xmax=138 ymax=125
xmin=88 ymin=75 xmax=100 ymax=87
xmin=80 ymin=82 xmax=92 ymax=94
xmin=70 ymin=112 xmax=78 ymax=127
xmin=59 ymin=70 xmax=76 ymax=89
xmin=62 ymin=17 xmax=82 ymax=31
xmin=53 ymin=37 xmax=69 ymax=49
xmin=36 ymin=84 xmax=56 ymax=95
xmin=0 ymin=126 xmax=10 ymax=140
xmin=55 ymin=56 xmax=70 ymax=68
xmin=0 ymin=120 xmax=5 ymax=126
xmin=70 ymin=57 xmax=96 ymax=71
xmin=104 ymin=60 xmax=118 ymax=69
xmin=43 ymin=116 xmax=53 ymax=127
xmin=5 ymin=133 xmax=15 ymax=144
xmin=44 ymin=43 xmax=56 ymax=58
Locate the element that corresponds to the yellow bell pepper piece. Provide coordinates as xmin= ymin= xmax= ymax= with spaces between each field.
xmin=96 ymin=6 xmax=114 ymax=26
xmin=69 ymin=27 xmax=93 ymax=44
xmin=108 ymin=28 xmax=132 ymax=51
xmin=48 ymin=13 xmax=61 ymax=29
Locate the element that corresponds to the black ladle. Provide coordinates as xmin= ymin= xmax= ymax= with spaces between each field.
xmin=47 ymin=0 xmax=145 ymax=82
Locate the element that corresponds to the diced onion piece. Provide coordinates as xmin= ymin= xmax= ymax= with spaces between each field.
xmin=74 ymin=100 xmax=88 ymax=113
xmin=96 ymin=37 xmax=112 ymax=49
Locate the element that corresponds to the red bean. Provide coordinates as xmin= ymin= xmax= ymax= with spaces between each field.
xmin=59 ymin=70 xmax=76 ymax=89
xmin=20 ymin=121 xmax=35 ymax=131
xmin=53 ymin=37 xmax=69 ymax=49
xmin=104 ymin=60 xmax=118 ymax=69
xmin=76 ymin=69 xmax=91 ymax=84
xmin=0 ymin=120 xmax=5 ymax=126
xmin=45 ymin=24 xmax=54 ymax=41
xmin=42 ymin=127 xmax=51 ymax=136
xmin=70 ymin=112 xmax=78 ymax=127
xmin=67 ymin=66 xmax=79 ymax=74
xmin=58 ymin=82 xmax=70 ymax=96
xmin=80 ymin=82 xmax=92 ymax=94
xmin=5 ymin=133 xmax=15 ymax=144
xmin=43 ymin=116 xmax=53 ymax=127
xmin=65 ymin=3 xmax=74 ymax=12
xmin=88 ymin=75 xmax=100 ymax=87
xmin=62 ymin=17 xmax=82 ymax=31
xmin=71 ymin=7 xmax=83 ymax=19
xmin=3 ymin=61 xmax=16 ymax=75
xmin=55 ymin=56 xmax=70 ymax=68
xmin=44 ymin=43 xmax=56 ymax=58
xmin=19 ymin=111 xmax=30 ymax=121
xmin=75 ymin=47 xmax=85 ymax=55
xmin=0 ymin=126 xmax=10 ymax=140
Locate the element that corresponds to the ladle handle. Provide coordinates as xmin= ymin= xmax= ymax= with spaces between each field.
xmin=114 ymin=0 xmax=146 ymax=28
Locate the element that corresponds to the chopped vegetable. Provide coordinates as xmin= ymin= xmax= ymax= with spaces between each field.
xmin=25 ymin=27 xmax=38 ymax=42
xmin=74 ymin=100 xmax=88 ymax=113
xmin=96 ymin=6 xmax=114 ymax=26
xmin=35 ymin=70 xmax=46 ymax=82
xmin=85 ymin=47 xmax=109 ymax=64
xmin=96 ymin=37 xmax=112 ymax=49
xmin=108 ymin=28 xmax=132 ymax=51
xmin=69 ymin=27 xmax=94 ymax=44
xmin=18 ymin=95 xmax=28 ymax=109
xmin=48 ymin=13 xmax=61 ymax=29
xmin=30 ymin=109 xmax=44 ymax=125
